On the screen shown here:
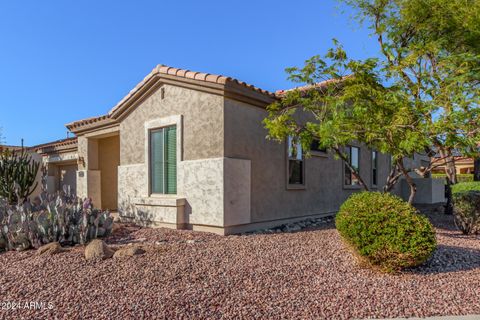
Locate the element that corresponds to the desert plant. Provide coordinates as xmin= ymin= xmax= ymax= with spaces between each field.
xmin=0 ymin=189 xmax=113 ymax=251
xmin=336 ymin=192 xmax=436 ymax=272
xmin=452 ymin=191 xmax=480 ymax=234
xmin=0 ymin=148 xmax=40 ymax=205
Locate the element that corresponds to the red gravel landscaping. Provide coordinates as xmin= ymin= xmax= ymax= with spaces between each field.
xmin=0 ymin=213 xmax=479 ymax=320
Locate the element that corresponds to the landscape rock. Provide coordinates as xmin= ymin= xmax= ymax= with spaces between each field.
xmin=113 ymin=246 xmax=145 ymax=259
xmin=37 ymin=242 xmax=63 ymax=256
xmin=247 ymin=216 xmax=334 ymax=235
xmin=84 ymin=239 xmax=115 ymax=261
xmin=0 ymin=212 xmax=479 ymax=319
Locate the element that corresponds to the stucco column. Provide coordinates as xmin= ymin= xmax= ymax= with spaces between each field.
xmin=76 ymin=136 xmax=102 ymax=208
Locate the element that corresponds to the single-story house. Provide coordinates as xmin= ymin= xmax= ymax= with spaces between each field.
xmin=31 ymin=65 xmax=444 ymax=234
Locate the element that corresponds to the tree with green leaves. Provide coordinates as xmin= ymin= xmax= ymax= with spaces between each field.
xmin=264 ymin=0 xmax=480 ymax=204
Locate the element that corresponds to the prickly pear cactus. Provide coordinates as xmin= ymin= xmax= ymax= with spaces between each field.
xmin=0 ymin=191 xmax=113 ymax=252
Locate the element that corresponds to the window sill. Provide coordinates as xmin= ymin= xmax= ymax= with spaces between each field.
xmin=134 ymin=195 xmax=186 ymax=207
xmin=343 ymin=185 xmax=362 ymax=190
xmin=286 ymin=184 xmax=306 ymax=190
xmin=310 ymin=151 xmax=328 ymax=158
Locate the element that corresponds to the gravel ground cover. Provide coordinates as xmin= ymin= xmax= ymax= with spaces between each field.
xmin=0 ymin=213 xmax=479 ymax=319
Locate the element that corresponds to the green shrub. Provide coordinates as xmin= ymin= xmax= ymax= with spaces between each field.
xmin=451 ymin=181 xmax=480 ymax=194
xmin=335 ymin=192 xmax=437 ymax=272
xmin=452 ymin=191 xmax=480 ymax=234
xmin=432 ymin=173 xmax=474 ymax=183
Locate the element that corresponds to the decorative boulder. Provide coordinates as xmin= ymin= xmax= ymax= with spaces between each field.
xmin=10 ymin=233 xmax=31 ymax=252
xmin=113 ymin=246 xmax=146 ymax=259
xmin=37 ymin=242 xmax=63 ymax=256
xmin=85 ymin=239 xmax=115 ymax=261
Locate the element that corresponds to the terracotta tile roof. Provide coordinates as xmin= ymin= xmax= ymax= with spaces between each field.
xmin=107 ymin=64 xmax=276 ymax=115
xmin=66 ymin=114 xmax=116 ymax=132
xmin=0 ymin=145 xmax=23 ymax=151
xmin=65 ymin=65 xmax=347 ymax=134
xmin=66 ymin=64 xmax=278 ymax=133
xmin=32 ymin=137 xmax=78 ymax=153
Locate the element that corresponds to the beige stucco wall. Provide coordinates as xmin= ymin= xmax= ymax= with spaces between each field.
xmin=117 ymin=84 xmax=228 ymax=228
xmin=223 ymin=98 xmax=392 ymax=224
xmin=41 ymin=150 xmax=79 ymax=195
xmin=120 ymin=84 xmax=224 ymax=165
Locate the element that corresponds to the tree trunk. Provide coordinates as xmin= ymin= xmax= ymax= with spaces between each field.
xmin=333 ymin=147 xmax=369 ymax=191
xmin=438 ymin=149 xmax=457 ymax=184
xmin=397 ymin=159 xmax=416 ymax=204
xmin=437 ymin=148 xmax=456 ymax=214
xmin=383 ymin=163 xmax=403 ymax=193
xmin=474 ymin=157 xmax=480 ymax=181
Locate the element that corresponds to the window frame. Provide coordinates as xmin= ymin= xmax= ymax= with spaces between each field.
xmin=149 ymin=125 xmax=177 ymax=195
xmin=343 ymin=145 xmax=361 ymax=189
xmin=144 ymin=115 xmax=183 ymax=197
xmin=309 ymin=139 xmax=328 ymax=158
xmin=286 ymin=136 xmax=306 ymax=190
xmin=371 ymin=150 xmax=378 ymax=188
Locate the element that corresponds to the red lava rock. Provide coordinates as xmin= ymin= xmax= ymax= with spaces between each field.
xmin=0 ymin=214 xmax=479 ymax=319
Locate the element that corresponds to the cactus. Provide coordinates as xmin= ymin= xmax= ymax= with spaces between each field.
xmin=0 ymin=190 xmax=113 ymax=252
xmin=0 ymin=148 xmax=40 ymax=205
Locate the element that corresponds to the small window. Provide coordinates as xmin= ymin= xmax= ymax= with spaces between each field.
xmin=345 ymin=146 xmax=360 ymax=186
xmin=150 ymin=125 xmax=177 ymax=194
xmin=310 ymin=139 xmax=327 ymax=153
xmin=372 ymin=150 xmax=378 ymax=186
xmin=287 ymin=136 xmax=304 ymax=185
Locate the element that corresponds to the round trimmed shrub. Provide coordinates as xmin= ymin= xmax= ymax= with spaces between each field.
xmin=336 ymin=192 xmax=436 ymax=272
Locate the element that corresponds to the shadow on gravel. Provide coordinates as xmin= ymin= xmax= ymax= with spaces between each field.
xmin=422 ymin=212 xmax=458 ymax=231
xmin=105 ymin=223 xmax=143 ymax=245
xmin=408 ymin=244 xmax=480 ymax=275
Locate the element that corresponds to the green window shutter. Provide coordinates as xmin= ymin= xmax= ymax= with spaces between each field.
xmin=150 ymin=130 xmax=164 ymax=193
xmin=164 ymin=126 xmax=177 ymax=194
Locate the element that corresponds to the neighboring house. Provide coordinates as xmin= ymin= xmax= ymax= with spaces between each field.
xmin=431 ymin=156 xmax=475 ymax=174
xmin=0 ymin=144 xmax=23 ymax=152
xmin=33 ymin=137 xmax=79 ymax=195
xmin=31 ymin=65 xmax=443 ymax=234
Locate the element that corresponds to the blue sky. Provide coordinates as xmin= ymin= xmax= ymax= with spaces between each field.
xmin=0 ymin=0 xmax=376 ymax=146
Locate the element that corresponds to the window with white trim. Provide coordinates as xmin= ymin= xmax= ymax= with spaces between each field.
xmin=150 ymin=125 xmax=177 ymax=194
